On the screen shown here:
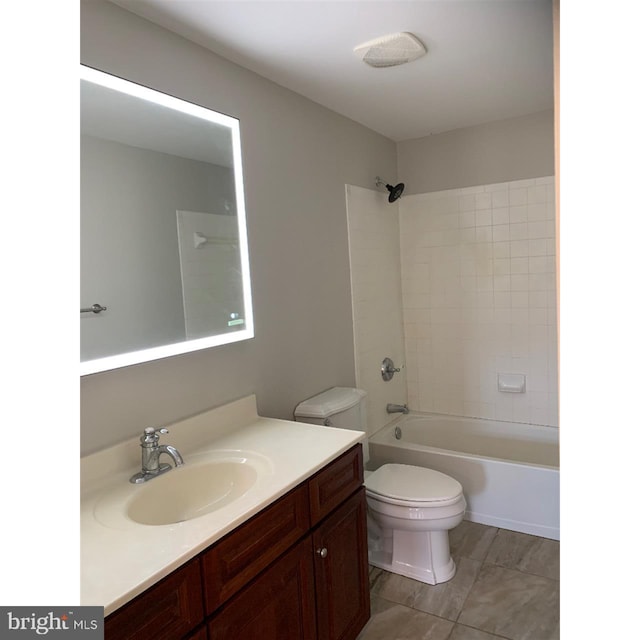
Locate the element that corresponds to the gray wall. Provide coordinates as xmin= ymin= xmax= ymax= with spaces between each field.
xmin=80 ymin=0 xmax=397 ymax=454
xmin=398 ymin=110 xmax=555 ymax=194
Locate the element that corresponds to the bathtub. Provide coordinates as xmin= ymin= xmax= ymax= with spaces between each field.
xmin=368 ymin=413 xmax=559 ymax=540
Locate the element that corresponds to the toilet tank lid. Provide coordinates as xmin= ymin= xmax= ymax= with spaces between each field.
xmin=294 ymin=387 xmax=367 ymax=419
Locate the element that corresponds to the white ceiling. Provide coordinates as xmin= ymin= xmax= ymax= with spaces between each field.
xmin=110 ymin=0 xmax=554 ymax=142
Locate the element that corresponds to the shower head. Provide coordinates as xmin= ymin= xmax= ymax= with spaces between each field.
xmin=375 ymin=177 xmax=405 ymax=203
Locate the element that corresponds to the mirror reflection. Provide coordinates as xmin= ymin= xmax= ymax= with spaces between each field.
xmin=80 ymin=66 xmax=253 ymax=375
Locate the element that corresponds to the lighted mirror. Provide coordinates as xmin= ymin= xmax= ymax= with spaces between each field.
xmin=80 ymin=66 xmax=253 ymax=375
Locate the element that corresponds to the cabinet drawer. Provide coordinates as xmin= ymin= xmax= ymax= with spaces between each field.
xmin=308 ymin=445 xmax=363 ymax=525
xmin=105 ymin=558 xmax=203 ymax=640
xmin=202 ymin=483 xmax=310 ymax=613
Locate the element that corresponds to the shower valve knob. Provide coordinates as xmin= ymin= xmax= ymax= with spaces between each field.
xmin=381 ymin=357 xmax=401 ymax=381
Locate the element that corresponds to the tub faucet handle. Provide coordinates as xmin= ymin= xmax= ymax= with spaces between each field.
xmin=381 ymin=357 xmax=402 ymax=381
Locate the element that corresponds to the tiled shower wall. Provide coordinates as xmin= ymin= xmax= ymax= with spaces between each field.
xmin=400 ymin=177 xmax=558 ymax=427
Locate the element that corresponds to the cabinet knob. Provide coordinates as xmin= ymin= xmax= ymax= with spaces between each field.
xmin=316 ymin=547 xmax=328 ymax=559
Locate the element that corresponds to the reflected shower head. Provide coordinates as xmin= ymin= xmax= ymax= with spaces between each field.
xmin=375 ymin=177 xmax=405 ymax=203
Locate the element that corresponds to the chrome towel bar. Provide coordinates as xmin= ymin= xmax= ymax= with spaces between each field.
xmin=81 ymin=303 xmax=107 ymax=314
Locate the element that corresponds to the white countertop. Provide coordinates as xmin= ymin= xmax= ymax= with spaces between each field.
xmin=81 ymin=395 xmax=364 ymax=616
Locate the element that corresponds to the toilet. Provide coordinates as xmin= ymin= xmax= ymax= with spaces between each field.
xmin=294 ymin=387 xmax=466 ymax=586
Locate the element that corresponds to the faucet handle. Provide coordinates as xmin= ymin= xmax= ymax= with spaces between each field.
xmin=144 ymin=426 xmax=168 ymax=435
xmin=140 ymin=426 xmax=168 ymax=445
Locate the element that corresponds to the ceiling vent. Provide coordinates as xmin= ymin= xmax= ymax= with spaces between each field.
xmin=353 ymin=32 xmax=427 ymax=68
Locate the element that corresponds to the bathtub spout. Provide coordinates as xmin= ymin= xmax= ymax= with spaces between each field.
xmin=387 ymin=403 xmax=409 ymax=414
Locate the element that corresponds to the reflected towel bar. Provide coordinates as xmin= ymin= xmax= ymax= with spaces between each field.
xmin=81 ymin=304 xmax=107 ymax=314
xmin=193 ymin=231 xmax=238 ymax=249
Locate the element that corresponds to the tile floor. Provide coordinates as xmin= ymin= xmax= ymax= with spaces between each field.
xmin=356 ymin=521 xmax=560 ymax=640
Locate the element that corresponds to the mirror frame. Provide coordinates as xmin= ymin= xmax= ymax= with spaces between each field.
xmin=80 ymin=65 xmax=254 ymax=376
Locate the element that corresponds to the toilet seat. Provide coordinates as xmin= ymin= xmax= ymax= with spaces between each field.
xmin=365 ymin=464 xmax=463 ymax=508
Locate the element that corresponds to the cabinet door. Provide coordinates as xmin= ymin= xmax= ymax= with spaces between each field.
xmin=208 ymin=536 xmax=317 ymax=640
xmin=313 ymin=487 xmax=370 ymax=640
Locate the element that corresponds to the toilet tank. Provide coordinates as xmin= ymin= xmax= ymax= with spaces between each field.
xmin=294 ymin=387 xmax=367 ymax=431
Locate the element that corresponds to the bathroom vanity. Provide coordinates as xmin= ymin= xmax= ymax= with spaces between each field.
xmin=81 ymin=396 xmax=370 ymax=639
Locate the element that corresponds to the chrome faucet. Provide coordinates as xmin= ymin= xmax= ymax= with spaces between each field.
xmin=130 ymin=427 xmax=184 ymax=484
xmin=386 ymin=403 xmax=409 ymax=415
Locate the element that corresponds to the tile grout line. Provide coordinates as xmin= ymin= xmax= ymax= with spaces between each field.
xmin=449 ymin=524 xmax=499 ymax=624
xmin=480 ymin=527 xmax=561 ymax=582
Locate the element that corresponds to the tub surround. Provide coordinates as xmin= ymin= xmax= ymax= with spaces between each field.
xmin=346 ymin=177 xmax=558 ymax=432
xmin=81 ymin=395 xmax=365 ymax=616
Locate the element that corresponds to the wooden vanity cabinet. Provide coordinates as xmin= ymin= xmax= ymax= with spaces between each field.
xmin=104 ymin=444 xmax=369 ymax=640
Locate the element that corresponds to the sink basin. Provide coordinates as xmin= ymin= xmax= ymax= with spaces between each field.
xmin=126 ymin=461 xmax=258 ymax=525
xmin=92 ymin=449 xmax=273 ymax=530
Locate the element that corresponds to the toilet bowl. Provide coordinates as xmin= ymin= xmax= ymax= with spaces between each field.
xmin=294 ymin=387 xmax=466 ymax=586
xmin=365 ymin=463 xmax=466 ymax=585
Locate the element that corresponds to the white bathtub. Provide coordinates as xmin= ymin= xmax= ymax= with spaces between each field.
xmin=368 ymin=413 xmax=559 ymax=540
